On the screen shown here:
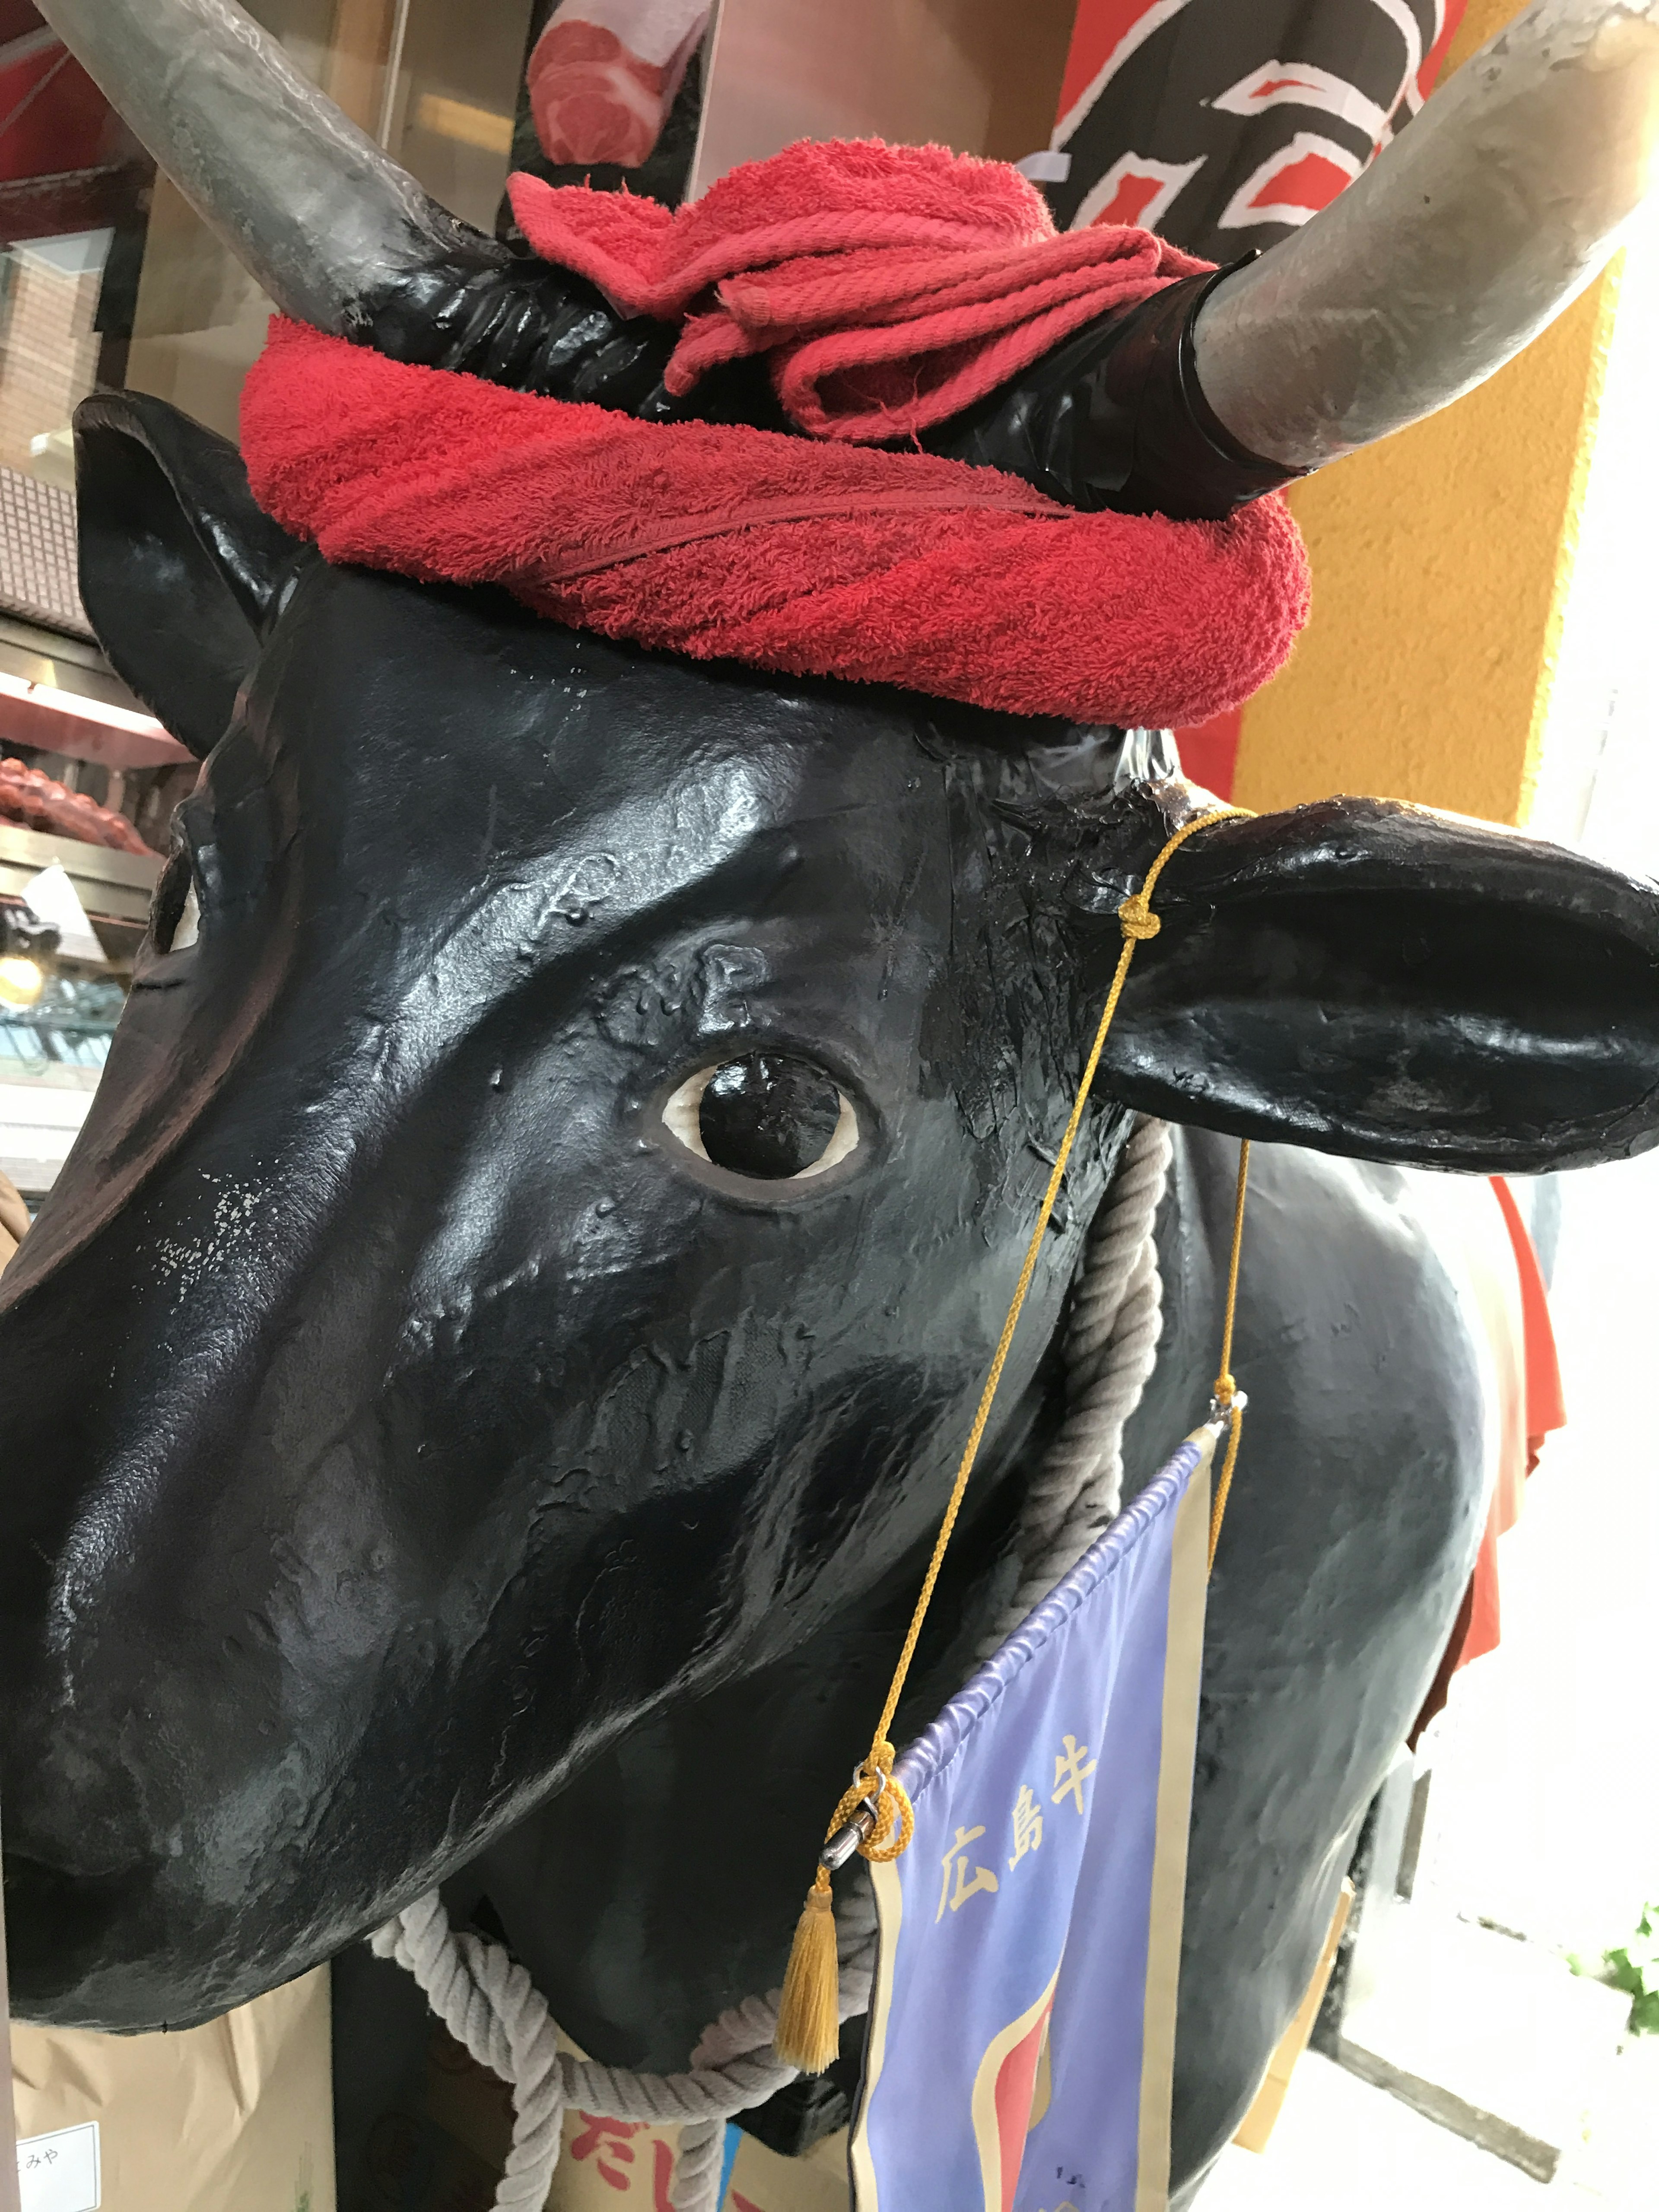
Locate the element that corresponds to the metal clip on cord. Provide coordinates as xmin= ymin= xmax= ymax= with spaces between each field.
xmin=821 ymin=1802 xmax=878 ymax=1874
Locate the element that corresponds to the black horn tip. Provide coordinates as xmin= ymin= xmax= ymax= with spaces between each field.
xmin=925 ymin=261 xmax=1309 ymax=523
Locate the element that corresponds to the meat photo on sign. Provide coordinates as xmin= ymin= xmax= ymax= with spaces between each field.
xmin=503 ymin=0 xmax=713 ymax=225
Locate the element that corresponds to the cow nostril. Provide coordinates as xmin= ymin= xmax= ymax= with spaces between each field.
xmin=661 ymin=1054 xmax=861 ymax=1182
xmin=170 ymin=884 xmax=200 ymax=951
xmin=150 ymin=852 xmax=200 ymax=955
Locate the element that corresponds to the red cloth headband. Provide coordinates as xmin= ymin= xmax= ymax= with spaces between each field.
xmin=239 ymin=141 xmax=1309 ymax=730
xmin=508 ymin=137 xmax=1205 ymax=442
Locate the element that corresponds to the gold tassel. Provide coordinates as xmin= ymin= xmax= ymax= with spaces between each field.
xmin=774 ymin=1866 xmax=841 ymax=2074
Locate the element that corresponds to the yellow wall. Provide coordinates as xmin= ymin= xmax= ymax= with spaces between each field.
xmin=1231 ymin=0 xmax=1620 ymax=828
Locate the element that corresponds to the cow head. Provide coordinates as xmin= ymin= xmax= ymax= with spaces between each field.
xmin=2 ymin=395 xmax=1657 ymax=2028
xmin=7 ymin=0 xmax=1659 ymax=2031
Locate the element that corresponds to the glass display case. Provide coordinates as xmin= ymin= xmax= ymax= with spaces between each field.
xmin=0 ymin=820 xmax=157 ymax=1197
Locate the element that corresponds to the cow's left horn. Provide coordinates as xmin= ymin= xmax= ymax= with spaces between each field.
xmin=34 ymin=0 xmax=474 ymax=340
xmin=1192 ymin=0 xmax=1659 ymax=469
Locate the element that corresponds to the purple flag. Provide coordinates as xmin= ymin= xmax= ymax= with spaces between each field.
xmin=849 ymin=1430 xmax=1214 ymax=2212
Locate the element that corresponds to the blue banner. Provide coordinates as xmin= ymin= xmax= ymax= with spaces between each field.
xmin=849 ymin=1431 xmax=1214 ymax=2212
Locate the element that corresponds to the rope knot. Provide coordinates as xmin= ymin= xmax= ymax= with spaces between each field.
xmin=823 ymin=1742 xmax=914 ymax=1865
xmin=860 ymin=1771 xmax=915 ymax=1863
xmin=1117 ymin=892 xmax=1161 ymax=941
xmin=1213 ymin=1369 xmax=1236 ymax=1404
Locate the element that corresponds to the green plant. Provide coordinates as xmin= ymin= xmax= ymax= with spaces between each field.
xmin=1601 ymin=1903 xmax=1659 ymax=2035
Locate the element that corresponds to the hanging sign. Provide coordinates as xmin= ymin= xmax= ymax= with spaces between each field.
xmin=849 ymin=1431 xmax=1214 ymax=2212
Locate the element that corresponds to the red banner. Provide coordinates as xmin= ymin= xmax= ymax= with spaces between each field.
xmin=1048 ymin=1 xmax=1466 ymax=261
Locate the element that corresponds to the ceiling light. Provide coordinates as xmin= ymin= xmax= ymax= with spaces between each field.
xmin=0 ymin=955 xmax=44 ymax=1008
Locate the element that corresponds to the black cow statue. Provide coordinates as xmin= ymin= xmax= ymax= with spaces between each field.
xmin=4 ymin=2 xmax=1659 ymax=2206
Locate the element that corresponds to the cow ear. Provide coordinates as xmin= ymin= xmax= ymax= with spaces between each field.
xmin=1096 ymin=796 xmax=1659 ymax=1173
xmin=73 ymin=392 xmax=304 ymax=760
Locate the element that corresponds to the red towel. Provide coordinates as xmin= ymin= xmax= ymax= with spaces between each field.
xmin=241 ymin=139 xmax=1309 ymax=725
xmin=509 ymin=137 xmax=1208 ymax=441
xmin=240 ymin=317 xmax=1307 ymax=730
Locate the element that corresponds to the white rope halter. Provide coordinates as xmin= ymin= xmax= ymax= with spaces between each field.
xmin=372 ymin=1113 xmax=1173 ymax=2211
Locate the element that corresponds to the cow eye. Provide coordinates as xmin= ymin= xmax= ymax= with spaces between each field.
xmin=662 ymin=1053 xmax=861 ymax=1181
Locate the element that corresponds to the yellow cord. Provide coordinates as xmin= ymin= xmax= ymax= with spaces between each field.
xmin=849 ymin=806 xmax=1252 ymax=1859
xmin=776 ymin=804 xmax=1260 ymax=2070
xmin=1207 ymin=1137 xmax=1251 ymax=1572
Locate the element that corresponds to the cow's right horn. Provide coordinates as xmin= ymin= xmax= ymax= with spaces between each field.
xmin=34 ymin=0 xmax=473 ymax=340
xmin=1192 ymin=0 xmax=1659 ymax=470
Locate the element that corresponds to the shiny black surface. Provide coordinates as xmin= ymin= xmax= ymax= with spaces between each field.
xmin=4 ymin=403 xmax=1659 ymax=2199
xmin=1095 ymin=793 xmax=1659 ymax=1168
xmin=923 ymin=265 xmax=1303 ymax=520
xmin=355 ymin=235 xmax=791 ymax=433
xmin=697 ymin=1053 xmax=843 ymax=1179
xmin=405 ymin=1128 xmax=1487 ymax=2199
xmin=76 ymin=392 xmax=299 ymax=758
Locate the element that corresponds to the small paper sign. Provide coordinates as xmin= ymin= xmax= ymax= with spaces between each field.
xmin=19 ymin=867 xmax=103 ymax=966
xmin=15 ymin=2124 xmax=99 ymax=2212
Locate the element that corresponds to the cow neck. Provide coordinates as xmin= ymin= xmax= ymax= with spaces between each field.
xmin=375 ymin=1116 xmax=1176 ymax=2211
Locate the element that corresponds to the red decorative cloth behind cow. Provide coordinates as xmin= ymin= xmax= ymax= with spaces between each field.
xmin=1045 ymin=1 xmax=1468 ymax=257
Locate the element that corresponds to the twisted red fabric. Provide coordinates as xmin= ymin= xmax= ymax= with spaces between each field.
xmin=241 ymin=317 xmax=1309 ymax=730
xmin=508 ymin=138 xmax=1209 ymax=441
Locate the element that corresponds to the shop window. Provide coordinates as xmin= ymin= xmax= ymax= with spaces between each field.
xmin=0 ymin=0 xmax=538 ymax=854
xmin=0 ymin=2 xmax=535 ymax=1202
xmin=123 ymin=0 xmax=537 ymax=440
